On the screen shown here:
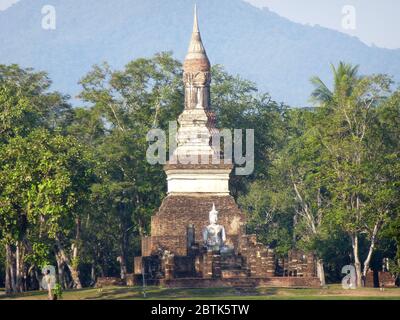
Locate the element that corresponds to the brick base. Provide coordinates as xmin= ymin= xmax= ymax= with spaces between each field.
xmin=147 ymin=194 xmax=246 ymax=256
xmin=137 ymin=187 xmax=319 ymax=288
xmin=160 ymin=277 xmax=321 ymax=288
xmin=95 ymin=277 xmax=125 ymax=287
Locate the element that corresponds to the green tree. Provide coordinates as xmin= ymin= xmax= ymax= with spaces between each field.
xmin=0 ymin=129 xmax=94 ymax=291
xmin=0 ymin=65 xmax=87 ymax=292
xmin=239 ymin=108 xmax=331 ymax=285
xmin=212 ymin=65 xmax=288 ymax=196
xmin=311 ymin=62 xmax=394 ymax=286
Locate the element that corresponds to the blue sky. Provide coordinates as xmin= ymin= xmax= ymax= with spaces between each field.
xmin=0 ymin=0 xmax=19 ymax=11
xmin=245 ymin=0 xmax=400 ymax=49
xmin=1 ymin=0 xmax=399 ymax=49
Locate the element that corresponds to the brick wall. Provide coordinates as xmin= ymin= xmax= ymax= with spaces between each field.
xmin=239 ymin=235 xmax=276 ymax=277
xmin=366 ymin=270 xmax=397 ymax=288
xmin=149 ymin=195 xmax=246 ymax=254
xmin=160 ymin=277 xmax=321 ymax=288
xmin=141 ymin=236 xmax=152 ymax=257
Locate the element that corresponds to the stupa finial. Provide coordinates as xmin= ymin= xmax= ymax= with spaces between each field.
xmin=185 ymin=4 xmax=209 ymax=64
xmin=193 ymin=4 xmax=199 ymax=33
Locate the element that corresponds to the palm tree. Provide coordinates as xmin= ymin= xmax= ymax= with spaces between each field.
xmin=310 ymin=62 xmax=360 ymax=105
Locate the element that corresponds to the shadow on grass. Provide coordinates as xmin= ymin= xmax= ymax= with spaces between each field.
xmin=0 ymin=287 xmax=99 ymax=300
xmin=0 ymin=290 xmax=45 ymax=300
xmin=89 ymin=287 xmax=143 ymax=300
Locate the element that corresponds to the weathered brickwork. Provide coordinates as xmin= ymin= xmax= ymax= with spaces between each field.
xmin=160 ymin=277 xmax=321 ymax=289
xmin=142 ymin=235 xmax=187 ymax=257
xmin=239 ymin=235 xmax=276 ymax=277
xmin=149 ymin=194 xmax=246 ymax=254
xmin=95 ymin=277 xmax=125 ymax=288
xmin=134 ymin=192 xmax=320 ymax=288
xmin=136 ymin=226 xmax=320 ymax=288
xmin=141 ymin=236 xmax=152 ymax=257
xmin=366 ymin=270 xmax=397 ymax=288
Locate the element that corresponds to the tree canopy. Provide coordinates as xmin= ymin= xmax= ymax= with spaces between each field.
xmin=0 ymin=56 xmax=399 ymax=291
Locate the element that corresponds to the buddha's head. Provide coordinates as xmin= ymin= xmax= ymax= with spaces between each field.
xmin=209 ymin=203 xmax=218 ymax=224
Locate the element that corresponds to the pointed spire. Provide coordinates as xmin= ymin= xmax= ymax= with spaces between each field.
xmin=184 ymin=4 xmax=210 ymax=71
xmin=193 ymin=4 xmax=199 ymax=33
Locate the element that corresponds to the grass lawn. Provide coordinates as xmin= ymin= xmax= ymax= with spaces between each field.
xmin=1 ymin=284 xmax=400 ymax=300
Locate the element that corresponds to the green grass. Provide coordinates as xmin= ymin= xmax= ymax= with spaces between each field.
xmin=1 ymin=285 xmax=400 ymax=300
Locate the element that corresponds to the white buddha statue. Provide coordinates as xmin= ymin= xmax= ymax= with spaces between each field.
xmin=203 ymin=203 xmax=226 ymax=252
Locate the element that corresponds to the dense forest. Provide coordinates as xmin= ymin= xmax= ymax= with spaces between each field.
xmin=0 ymin=53 xmax=399 ymax=293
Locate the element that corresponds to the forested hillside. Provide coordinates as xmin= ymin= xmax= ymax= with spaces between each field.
xmin=1 ymin=0 xmax=400 ymax=106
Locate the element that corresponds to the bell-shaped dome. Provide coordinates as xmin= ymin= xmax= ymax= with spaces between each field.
xmin=183 ymin=5 xmax=211 ymax=73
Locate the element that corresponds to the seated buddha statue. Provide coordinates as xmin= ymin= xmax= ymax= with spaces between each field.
xmin=202 ymin=203 xmax=227 ymax=252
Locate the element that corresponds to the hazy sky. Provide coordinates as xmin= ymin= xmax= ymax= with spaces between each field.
xmin=245 ymin=0 xmax=400 ymax=49
xmin=0 ymin=0 xmax=19 ymax=11
xmin=1 ymin=0 xmax=398 ymax=49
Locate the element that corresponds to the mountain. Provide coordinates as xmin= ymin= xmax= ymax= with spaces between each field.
xmin=1 ymin=0 xmax=399 ymax=106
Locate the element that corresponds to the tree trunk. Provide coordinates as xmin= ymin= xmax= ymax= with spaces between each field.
xmin=71 ymin=217 xmax=83 ymax=289
xmin=292 ymin=212 xmax=298 ymax=246
xmin=70 ymin=268 xmax=82 ymax=289
xmin=351 ymin=234 xmax=362 ymax=287
xmin=70 ymin=242 xmax=82 ymax=289
xmin=90 ymin=263 xmax=96 ymax=286
xmin=15 ymin=242 xmax=24 ymax=292
xmin=5 ymin=243 xmax=16 ymax=294
xmin=55 ymin=237 xmax=82 ymax=289
xmin=118 ymin=255 xmax=127 ymax=281
xmin=317 ymin=259 xmax=326 ymax=286
xmin=99 ymin=264 xmax=105 ymax=278
xmin=33 ymin=268 xmax=40 ymax=291
xmin=118 ymin=229 xmax=128 ymax=280
xmin=5 ymin=266 xmax=11 ymax=294
xmin=362 ymin=221 xmax=381 ymax=282
xmin=22 ymin=263 xmax=28 ymax=291
xmin=55 ymin=253 xmax=67 ymax=289
xmin=118 ymin=236 xmax=128 ymax=280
